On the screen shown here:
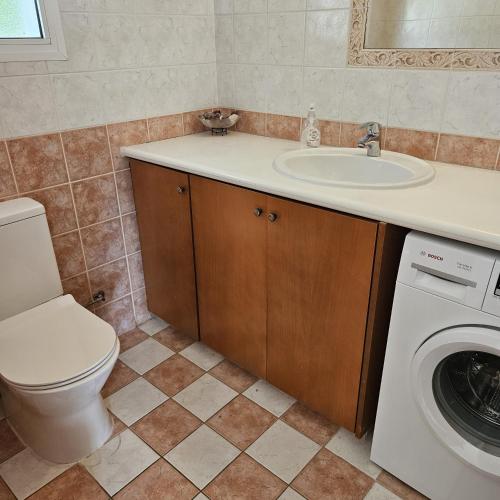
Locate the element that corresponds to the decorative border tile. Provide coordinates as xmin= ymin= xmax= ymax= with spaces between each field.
xmin=348 ymin=1 xmax=500 ymax=71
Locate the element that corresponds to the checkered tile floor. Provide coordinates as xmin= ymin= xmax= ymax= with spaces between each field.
xmin=0 ymin=318 xmax=426 ymax=499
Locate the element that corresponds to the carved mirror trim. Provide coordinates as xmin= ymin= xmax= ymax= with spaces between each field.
xmin=348 ymin=0 xmax=500 ymax=70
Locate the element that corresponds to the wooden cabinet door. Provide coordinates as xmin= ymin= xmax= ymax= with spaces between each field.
xmin=266 ymin=197 xmax=378 ymax=430
xmin=190 ymin=176 xmax=268 ymax=378
xmin=130 ymin=160 xmax=198 ymax=339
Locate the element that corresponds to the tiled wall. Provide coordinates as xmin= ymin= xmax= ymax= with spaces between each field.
xmin=0 ymin=1 xmax=216 ymax=138
xmin=0 ymin=0 xmax=217 ymax=333
xmin=215 ymin=0 xmax=500 ymax=168
xmin=0 ymin=113 xmax=207 ymax=334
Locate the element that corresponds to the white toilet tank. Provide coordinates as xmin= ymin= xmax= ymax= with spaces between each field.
xmin=0 ymin=198 xmax=63 ymax=321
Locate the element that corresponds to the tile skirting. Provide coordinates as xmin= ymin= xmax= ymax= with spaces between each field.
xmin=1 ymin=108 xmax=498 ymax=331
xmin=234 ymin=110 xmax=500 ymax=171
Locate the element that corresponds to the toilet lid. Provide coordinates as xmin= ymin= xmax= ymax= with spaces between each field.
xmin=0 ymin=295 xmax=117 ymax=388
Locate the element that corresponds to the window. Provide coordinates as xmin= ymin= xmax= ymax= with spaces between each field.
xmin=0 ymin=0 xmax=67 ymax=62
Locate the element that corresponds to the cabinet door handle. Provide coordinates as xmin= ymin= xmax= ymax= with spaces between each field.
xmin=268 ymin=212 xmax=278 ymax=223
xmin=254 ymin=208 xmax=263 ymax=217
xmin=177 ymin=186 xmax=187 ymax=194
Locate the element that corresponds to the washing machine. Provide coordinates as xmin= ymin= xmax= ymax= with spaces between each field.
xmin=371 ymin=231 xmax=500 ymax=500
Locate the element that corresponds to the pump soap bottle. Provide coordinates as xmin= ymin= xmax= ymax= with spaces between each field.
xmin=301 ymin=104 xmax=321 ymax=148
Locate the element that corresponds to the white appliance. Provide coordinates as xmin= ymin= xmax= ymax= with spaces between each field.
xmin=0 ymin=198 xmax=120 ymax=463
xmin=371 ymin=231 xmax=500 ymax=499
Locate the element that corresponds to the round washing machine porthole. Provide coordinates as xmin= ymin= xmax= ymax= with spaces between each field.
xmin=411 ymin=326 xmax=500 ymax=477
xmin=433 ymin=351 xmax=500 ymax=457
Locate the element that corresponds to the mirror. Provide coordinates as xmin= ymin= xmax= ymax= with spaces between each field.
xmin=364 ymin=0 xmax=500 ymax=49
xmin=348 ymin=0 xmax=500 ymax=70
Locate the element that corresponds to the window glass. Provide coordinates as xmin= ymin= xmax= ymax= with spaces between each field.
xmin=0 ymin=0 xmax=43 ymax=39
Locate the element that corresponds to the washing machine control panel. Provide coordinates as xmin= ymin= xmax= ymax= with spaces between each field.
xmin=483 ymin=260 xmax=500 ymax=317
xmin=494 ymin=272 xmax=500 ymax=297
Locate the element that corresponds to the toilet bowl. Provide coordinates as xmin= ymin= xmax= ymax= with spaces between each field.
xmin=0 ymin=294 xmax=119 ymax=464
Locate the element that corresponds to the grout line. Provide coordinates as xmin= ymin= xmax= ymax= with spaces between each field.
xmin=107 ymin=125 xmax=138 ymax=323
xmin=3 ymin=140 xmax=20 ymax=195
xmin=495 ymin=143 xmax=500 ymax=171
xmin=434 ymin=133 xmax=441 ymax=162
xmin=58 ymin=133 xmax=93 ymax=306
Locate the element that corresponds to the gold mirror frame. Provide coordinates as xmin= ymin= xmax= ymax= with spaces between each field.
xmin=348 ymin=0 xmax=500 ymax=70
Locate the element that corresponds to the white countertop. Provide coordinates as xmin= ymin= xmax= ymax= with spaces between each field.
xmin=122 ymin=132 xmax=500 ymax=251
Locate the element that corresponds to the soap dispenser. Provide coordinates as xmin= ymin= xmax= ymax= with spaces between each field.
xmin=301 ymin=104 xmax=321 ymax=148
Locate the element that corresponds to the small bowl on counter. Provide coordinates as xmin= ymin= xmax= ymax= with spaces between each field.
xmin=198 ymin=110 xmax=239 ymax=135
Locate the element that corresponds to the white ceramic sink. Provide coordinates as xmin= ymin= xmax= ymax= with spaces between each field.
xmin=273 ymin=148 xmax=435 ymax=189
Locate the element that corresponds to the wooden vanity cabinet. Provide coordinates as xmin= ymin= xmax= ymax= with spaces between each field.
xmin=190 ymin=176 xmax=268 ymax=378
xmin=131 ymin=162 xmax=406 ymax=435
xmin=130 ymin=160 xmax=199 ymax=339
xmin=266 ymin=198 xmax=379 ymax=431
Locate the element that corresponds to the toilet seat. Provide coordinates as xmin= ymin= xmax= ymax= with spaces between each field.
xmin=0 ymin=294 xmax=117 ymax=389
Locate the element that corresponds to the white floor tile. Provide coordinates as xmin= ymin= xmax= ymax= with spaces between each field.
xmin=279 ymin=487 xmax=306 ymax=499
xmin=138 ymin=316 xmax=168 ymax=335
xmin=0 ymin=449 xmax=71 ymax=499
xmin=179 ymin=342 xmax=224 ymax=371
xmin=81 ymin=429 xmax=158 ymax=496
xmin=105 ymin=378 xmax=168 ymax=426
xmin=326 ymin=428 xmax=381 ymax=479
xmin=243 ymin=380 xmax=296 ymax=417
xmin=165 ymin=425 xmax=240 ymax=489
xmin=194 ymin=494 xmax=210 ymax=500
xmin=173 ymin=373 xmax=237 ymax=421
xmin=119 ymin=338 xmax=174 ymax=374
xmin=246 ymin=420 xmax=320 ymax=483
xmin=364 ymin=483 xmax=401 ymax=500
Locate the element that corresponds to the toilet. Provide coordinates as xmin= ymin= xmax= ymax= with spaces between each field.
xmin=0 ymin=198 xmax=120 ymax=464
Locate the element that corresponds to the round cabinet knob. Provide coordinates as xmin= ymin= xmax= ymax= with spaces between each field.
xmin=176 ymin=186 xmax=186 ymax=194
xmin=254 ymin=208 xmax=263 ymax=217
xmin=268 ymin=212 xmax=278 ymax=223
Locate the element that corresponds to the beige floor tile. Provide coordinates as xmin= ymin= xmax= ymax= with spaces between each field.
xmin=0 ymin=448 xmax=71 ymax=500
xmin=246 ymin=421 xmax=320 ymax=483
xmin=81 ymin=429 xmax=158 ymax=496
xmin=138 ymin=316 xmax=168 ymax=335
xmin=203 ymin=453 xmax=286 ymax=499
xmin=105 ymin=378 xmax=168 ymax=425
xmin=144 ymin=354 xmax=203 ymax=396
xmin=291 ymin=448 xmax=373 ymax=500
xmin=114 ymin=459 xmax=198 ymax=499
xmin=243 ymin=380 xmax=296 ymax=417
xmin=279 ymin=487 xmax=306 ymax=499
xmin=326 ymin=428 xmax=381 ymax=479
xmin=179 ymin=342 xmax=224 ymax=371
xmin=165 ymin=425 xmax=240 ymax=489
xmin=173 ymin=374 xmax=237 ymax=421
xmin=207 ymin=395 xmax=276 ymax=450
xmin=119 ymin=338 xmax=174 ymax=375
xmin=210 ymin=360 xmax=258 ymax=393
xmin=131 ymin=400 xmax=201 ymax=455
xmin=28 ymin=464 xmax=108 ymax=499
xmin=365 ymin=483 xmax=402 ymax=500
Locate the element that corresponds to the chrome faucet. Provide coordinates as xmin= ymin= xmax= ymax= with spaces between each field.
xmin=357 ymin=122 xmax=381 ymax=157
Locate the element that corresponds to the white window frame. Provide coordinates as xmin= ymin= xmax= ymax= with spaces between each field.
xmin=0 ymin=0 xmax=67 ymax=62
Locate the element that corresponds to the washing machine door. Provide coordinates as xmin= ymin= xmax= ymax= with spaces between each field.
xmin=412 ymin=326 xmax=500 ymax=477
